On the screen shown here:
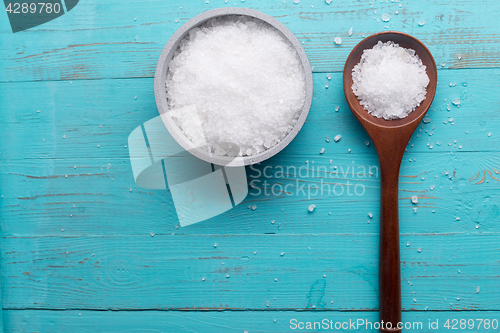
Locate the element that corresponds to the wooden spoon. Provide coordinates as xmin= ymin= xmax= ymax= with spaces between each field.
xmin=343 ymin=31 xmax=437 ymax=332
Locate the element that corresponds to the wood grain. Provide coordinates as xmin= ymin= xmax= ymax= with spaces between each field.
xmin=2 ymin=233 xmax=499 ymax=311
xmin=1 ymin=0 xmax=500 ymax=82
xmin=0 ymin=71 xmax=498 ymax=236
xmin=5 ymin=310 xmax=500 ymax=333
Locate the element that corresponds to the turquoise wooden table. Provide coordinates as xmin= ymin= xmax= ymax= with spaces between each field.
xmin=1 ymin=0 xmax=500 ymax=332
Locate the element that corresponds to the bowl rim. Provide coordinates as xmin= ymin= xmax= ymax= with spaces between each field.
xmin=154 ymin=7 xmax=313 ymax=167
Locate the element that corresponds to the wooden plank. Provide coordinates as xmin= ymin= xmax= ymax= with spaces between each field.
xmin=0 ymin=71 xmax=499 ymax=235
xmin=2 ymin=233 xmax=499 ymax=311
xmin=0 ymin=70 xmax=498 ymax=161
xmin=0 ymin=151 xmax=499 ymax=236
xmin=1 ymin=0 xmax=500 ymax=82
xmin=4 ymin=309 xmax=500 ymax=333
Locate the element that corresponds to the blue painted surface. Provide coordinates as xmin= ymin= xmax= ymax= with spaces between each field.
xmin=1 ymin=0 xmax=500 ymax=332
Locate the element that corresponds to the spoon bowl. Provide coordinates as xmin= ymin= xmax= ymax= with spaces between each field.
xmin=343 ymin=31 xmax=437 ymax=332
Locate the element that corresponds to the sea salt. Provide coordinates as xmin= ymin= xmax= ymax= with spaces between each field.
xmin=351 ymin=41 xmax=430 ymax=120
xmin=166 ymin=16 xmax=306 ymax=157
xmin=334 ymin=37 xmax=342 ymax=45
xmin=348 ymin=27 xmax=353 ymax=36
xmin=411 ymin=195 xmax=418 ymax=204
xmin=381 ymin=13 xmax=391 ymax=22
xmin=334 ymin=134 xmax=342 ymax=142
xmin=308 ymin=204 xmax=316 ymax=212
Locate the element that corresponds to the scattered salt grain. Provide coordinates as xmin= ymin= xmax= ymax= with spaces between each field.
xmin=334 ymin=37 xmax=342 ymax=45
xmin=319 ymin=148 xmax=325 ymax=154
xmin=334 ymin=134 xmax=342 ymax=142
xmin=351 ymin=41 xmax=430 ymax=120
xmin=418 ymin=21 xmax=425 ymax=26
xmin=165 ymin=16 xmax=306 ymax=157
xmin=411 ymin=195 xmax=418 ymax=204
xmin=326 ymin=0 xmax=332 ymax=4
xmin=335 ymin=106 xmax=340 ymax=112
xmin=327 ymin=74 xmax=332 ymax=80
xmin=452 ymin=98 xmax=460 ymax=106
xmin=326 ymin=135 xmax=330 ymax=143
xmin=368 ymin=212 xmax=373 ymax=218
xmin=381 ymin=13 xmax=391 ymax=22
xmin=252 ymin=204 xmax=257 ymax=211
xmin=348 ymin=27 xmax=353 ymax=36
xmin=308 ymin=204 xmax=316 ymax=212
xmin=488 ymin=132 xmax=492 ymax=137
xmin=476 ymin=286 xmax=480 ymax=294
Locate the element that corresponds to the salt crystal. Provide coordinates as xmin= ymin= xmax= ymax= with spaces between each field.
xmin=456 ymin=217 xmax=460 ymax=221
xmin=335 ymin=106 xmax=340 ymax=112
xmin=319 ymin=148 xmax=325 ymax=154
xmin=476 ymin=286 xmax=480 ymax=294
xmin=348 ymin=27 xmax=353 ymax=36
xmin=365 ymin=141 xmax=370 ymax=146
xmin=423 ymin=117 xmax=431 ymax=124
xmin=166 ymin=16 xmax=306 ymax=157
xmin=411 ymin=195 xmax=418 ymax=204
xmin=325 ymin=82 xmax=329 ymax=89
xmin=326 ymin=0 xmax=332 ymax=4
xmin=334 ymin=37 xmax=342 ymax=45
xmin=334 ymin=134 xmax=342 ymax=142
xmin=452 ymin=98 xmax=460 ymax=106
xmin=326 ymin=74 xmax=332 ymax=80
xmin=430 ymin=185 xmax=435 ymax=190
xmin=418 ymin=20 xmax=425 ymax=26
xmin=413 ymin=207 xmax=417 ymax=213
xmin=368 ymin=212 xmax=373 ymax=218
xmin=488 ymin=132 xmax=492 ymax=137
xmin=351 ymin=41 xmax=430 ymax=120
xmin=326 ymin=135 xmax=330 ymax=143
xmin=308 ymin=204 xmax=316 ymax=212
xmin=381 ymin=13 xmax=391 ymax=22
xmin=252 ymin=204 xmax=257 ymax=211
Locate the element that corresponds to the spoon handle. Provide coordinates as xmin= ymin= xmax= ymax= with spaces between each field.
xmin=379 ymin=160 xmax=402 ymax=332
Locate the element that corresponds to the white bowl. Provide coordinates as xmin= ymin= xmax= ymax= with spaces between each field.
xmin=154 ymin=7 xmax=313 ymax=166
